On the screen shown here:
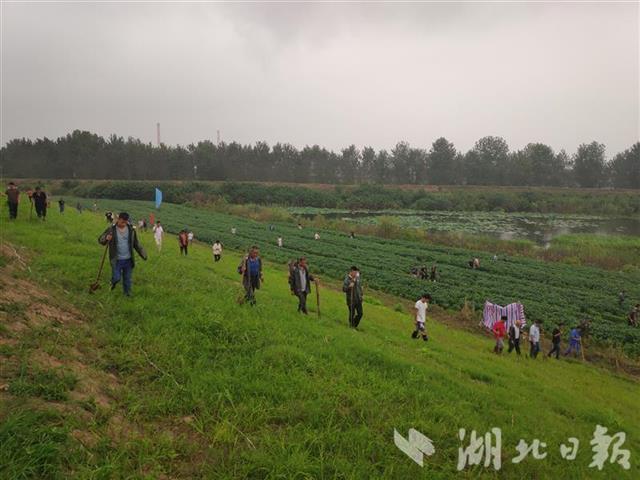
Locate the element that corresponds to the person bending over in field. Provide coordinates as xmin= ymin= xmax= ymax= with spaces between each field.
xmin=492 ymin=315 xmax=507 ymax=354
xmin=508 ymin=319 xmax=522 ymax=355
xmin=105 ymin=211 xmax=113 ymax=223
xmin=289 ymin=256 xmax=314 ymax=315
xmin=212 ymin=240 xmax=223 ymax=262
xmin=429 ymin=265 xmax=438 ymax=282
xmin=178 ymin=229 xmax=189 ymax=256
xmin=547 ymin=323 xmax=563 ymax=359
xmin=343 ymin=266 xmax=363 ymax=329
xmin=411 ymin=293 xmax=431 ymax=341
xmin=628 ymin=304 xmax=639 ymax=327
xmin=152 ymin=221 xmax=164 ymax=252
xmin=98 ymin=212 xmax=147 ymax=297
xmin=239 ymin=246 xmax=263 ymax=306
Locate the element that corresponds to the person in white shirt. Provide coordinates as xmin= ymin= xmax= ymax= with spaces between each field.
xmin=314 ymin=232 xmax=320 ymax=240
xmin=187 ymin=231 xmax=194 ymax=245
xmin=152 ymin=221 xmax=164 ymax=252
xmin=529 ymin=320 xmax=541 ymax=358
xmin=231 ymin=227 xmax=237 ymax=235
xmin=411 ymin=293 xmax=431 ymax=342
xmin=277 ymin=236 xmax=283 ymax=248
xmin=212 ymin=240 xmax=223 ymax=262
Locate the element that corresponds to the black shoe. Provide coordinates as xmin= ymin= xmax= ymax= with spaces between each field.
xmin=411 ymin=331 xmax=418 ymax=339
xmin=423 ymin=336 xmax=428 ymax=342
xmin=110 ymin=281 xmax=117 ymax=291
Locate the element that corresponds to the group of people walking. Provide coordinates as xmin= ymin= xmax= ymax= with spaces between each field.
xmin=492 ymin=317 xmax=583 ymax=360
xmin=4 ymin=183 xmax=638 ymax=350
xmin=4 ymin=182 xmax=49 ymax=220
xmin=240 ymin=247 xmax=364 ymax=328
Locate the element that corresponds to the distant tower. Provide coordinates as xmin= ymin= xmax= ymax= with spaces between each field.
xmin=216 ymin=129 xmax=220 ymax=145
xmin=156 ymin=122 xmax=161 ymax=146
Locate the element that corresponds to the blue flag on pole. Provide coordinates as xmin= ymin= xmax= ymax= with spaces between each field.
xmin=155 ymin=188 xmax=163 ymax=209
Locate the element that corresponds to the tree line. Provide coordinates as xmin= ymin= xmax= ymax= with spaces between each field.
xmin=1 ymin=130 xmax=638 ymax=188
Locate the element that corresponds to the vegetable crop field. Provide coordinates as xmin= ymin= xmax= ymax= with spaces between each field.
xmin=77 ymin=198 xmax=640 ymax=355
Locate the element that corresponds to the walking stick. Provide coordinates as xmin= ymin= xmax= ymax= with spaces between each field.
xmin=349 ymin=278 xmax=355 ymax=327
xmin=315 ymin=279 xmax=321 ymax=319
xmin=89 ymin=244 xmax=109 ymax=293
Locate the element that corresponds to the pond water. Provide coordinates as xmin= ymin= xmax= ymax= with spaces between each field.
xmin=293 ymin=209 xmax=640 ymax=245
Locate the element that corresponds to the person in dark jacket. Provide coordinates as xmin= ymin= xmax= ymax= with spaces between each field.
xmin=98 ymin=212 xmax=147 ymax=296
xmin=508 ymin=319 xmax=522 ymax=355
xmin=548 ymin=324 xmax=563 ymax=359
xmin=289 ymin=257 xmax=314 ymax=314
xmin=32 ymin=186 xmax=48 ymax=220
xmin=5 ymin=182 xmax=20 ymax=219
xmin=239 ymin=246 xmax=263 ymax=306
xmin=58 ymin=198 xmax=65 ymax=214
xmin=342 ymin=266 xmax=363 ymax=328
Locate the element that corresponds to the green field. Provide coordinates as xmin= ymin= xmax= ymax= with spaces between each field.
xmin=70 ymin=198 xmax=640 ymax=355
xmin=1 ymin=203 xmax=639 ymax=478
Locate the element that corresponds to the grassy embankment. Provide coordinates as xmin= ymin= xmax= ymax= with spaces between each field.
xmin=66 ymin=197 xmax=640 ymax=357
xmin=1 ymin=203 xmax=639 ymax=478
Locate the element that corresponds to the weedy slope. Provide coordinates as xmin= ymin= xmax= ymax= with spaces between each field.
xmin=1 ymin=205 xmax=638 ymax=479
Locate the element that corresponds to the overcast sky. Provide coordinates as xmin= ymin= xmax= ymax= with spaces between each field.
xmin=1 ymin=1 xmax=638 ymax=156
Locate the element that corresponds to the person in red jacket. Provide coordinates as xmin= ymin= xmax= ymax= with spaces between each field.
xmin=178 ymin=229 xmax=189 ymax=256
xmin=492 ymin=315 xmax=507 ymax=354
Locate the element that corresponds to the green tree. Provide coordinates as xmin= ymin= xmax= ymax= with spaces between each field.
xmin=427 ymin=137 xmax=457 ymax=185
xmin=518 ymin=143 xmax=564 ymax=186
xmin=573 ymin=142 xmax=606 ymax=188
xmin=339 ymin=145 xmax=360 ymax=184
xmin=609 ymin=142 xmax=640 ymax=189
xmin=464 ymin=136 xmax=509 ymax=185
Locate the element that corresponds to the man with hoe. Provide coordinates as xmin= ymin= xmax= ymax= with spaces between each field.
xmin=98 ymin=212 xmax=147 ymax=296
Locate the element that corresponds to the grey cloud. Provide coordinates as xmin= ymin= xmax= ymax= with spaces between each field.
xmin=1 ymin=2 xmax=638 ymax=155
